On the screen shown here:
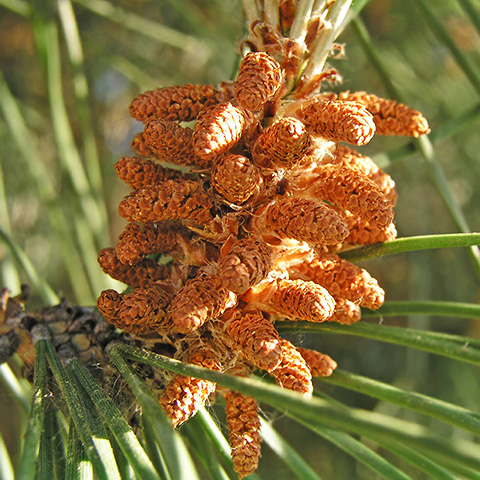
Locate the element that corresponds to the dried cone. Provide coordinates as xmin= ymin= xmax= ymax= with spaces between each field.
xmin=218 ymin=236 xmax=273 ymax=294
xmin=224 ymin=390 xmax=262 ymax=478
xmin=289 ymin=253 xmax=385 ymax=310
xmin=271 ymin=279 xmax=336 ymax=322
xmin=211 ymin=153 xmax=262 ymax=205
xmin=234 ymin=51 xmax=282 ymax=111
xmin=92 ymin=7 xmax=434 ymax=477
xmin=171 ymin=273 xmax=236 ymax=333
xmin=307 ymin=164 xmax=394 ymax=228
xmin=296 ymin=99 xmax=376 ymax=146
xmin=245 ymin=278 xmax=335 ymax=323
xmin=349 ymin=221 xmax=397 ymax=246
xmin=118 ymin=180 xmax=213 ymax=225
xmin=159 ymin=351 xmax=221 ymax=427
xmin=129 ymin=84 xmax=228 ymax=123
xmin=160 ymin=375 xmax=215 ymax=427
xmin=131 ymin=132 xmax=155 ymax=158
xmin=336 ymin=91 xmax=430 ymax=137
xmin=115 ymin=157 xmax=185 ymax=190
xmin=114 ymin=221 xmax=181 ymax=266
xmin=297 ymin=347 xmax=337 ymax=377
xmin=341 ymin=213 xmax=398 ymax=246
xmin=332 ymin=145 xmax=397 ymax=205
xmin=142 ymin=119 xmax=201 ymax=167
xmin=265 ymin=197 xmax=349 ymax=247
xmin=252 ymin=116 xmax=312 ymax=171
xmin=97 ymin=247 xmax=171 ymax=288
xmin=271 ymin=339 xmax=313 ymax=396
xmin=106 ymin=287 xmax=171 ymax=335
xmin=97 ymin=289 xmax=122 ymax=323
xmin=225 ymin=309 xmax=281 ymax=372
xmin=193 ymin=102 xmax=256 ymax=162
xmin=115 ymin=222 xmax=166 ymax=266
xmin=329 ymin=297 xmax=362 ymax=325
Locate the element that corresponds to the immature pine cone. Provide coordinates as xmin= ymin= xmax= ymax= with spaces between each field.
xmin=96 ymin=8 xmax=431 ymax=477
xmin=118 ymin=180 xmax=213 ymax=225
xmin=193 ymin=102 xmax=257 ymax=162
xmin=296 ymin=99 xmax=376 ymax=146
xmin=211 ymin=154 xmax=262 ymax=205
xmin=252 ymin=116 xmax=312 ymax=171
xmin=159 ymin=350 xmax=222 ymax=427
xmin=115 ymin=157 xmax=186 ymax=189
xmin=234 ymin=51 xmax=283 ymax=111
xmin=225 ymin=309 xmax=282 ymax=372
xmin=271 ymin=339 xmax=313 ymax=396
xmin=336 ymin=91 xmax=431 ymax=137
xmin=170 ymin=274 xmax=236 ymax=333
xmin=224 ymin=390 xmax=262 ymax=478
xmin=129 ymin=83 xmax=230 ymax=123
xmin=289 ymin=253 xmax=385 ymax=310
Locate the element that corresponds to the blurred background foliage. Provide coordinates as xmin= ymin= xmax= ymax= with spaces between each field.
xmin=0 ymin=0 xmax=479 ymax=478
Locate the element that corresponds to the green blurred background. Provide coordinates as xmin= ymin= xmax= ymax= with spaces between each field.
xmin=0 ymin=0 xmax=479 ymax=478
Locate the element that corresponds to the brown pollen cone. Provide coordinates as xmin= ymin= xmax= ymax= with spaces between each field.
xmin=296 ymin=99 xmax=376 ymax=146
xmin=114 ymin=221 xmax=181 ymax=266
xmin=118 ymin=180 xmax=213 ymax=225
xmin=252 ymin=116 xmax=312 ymax=171
xmin=271 ymin=339 xmax=313 ymax=396
xmin=160 ymin=374 xmax=216 ymax=427
xmin=224 ymin=309 xmax=281 ymax=372
xmin=332 ymin=145 xmax=397 ymax=205
xmin=193 ymin=102 xmax=257 ymax=162
xmin=110 ymin=287 xmax=172 ymax=335
xmin=170 ymin=273 xmax=236 ymax=333
xmin=336 ymin=91 xmax=430 ymax=137
xmin=131 ymin=132 xmax=156 ymax=158
xmin=234 ymin=51 xmax=282 ymax=111
xmin=248 ymin=278 xmax=335 ymax=323
xmin=307 ymin=164 xmax=394 ymax=228
xmin=218 ymin=236 xmax=273 ymax=294
xmin=329 ymin=297 xmax=362 ymax=325
xmin=224 ymin=389 xmax=262 ymax=478
xmin=265 ymin=197 xmax=349 ymax=247
xmin=97 ymin=247 xmax=171 ymax=288
xmin=211 ymin=153 xmax=262 ymax=205
xmin=297 ymin=347 xmax=337 ymax=377
xmin=289 ymin=253 xmax=385 ymax=310
xmin=159 ymin=350 xmax=222 ymax=427
xmin=97 ymin=289 xmax=122 ymax=323
xmin=142 ymin=119 xmax=202 ymax=167
xmin=129 ymin=83 xmax=229 ymax=123
xmin=341 ymin=214 xmax=398 ymax=246
xmin=271 ymin=279 xmax=335 ymax=322
xmin=115 ymin=157 xmax=186 ymax=190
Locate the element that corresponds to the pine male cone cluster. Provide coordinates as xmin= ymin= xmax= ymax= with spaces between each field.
xmin=97 ymin=3 xmax=429 ymax=477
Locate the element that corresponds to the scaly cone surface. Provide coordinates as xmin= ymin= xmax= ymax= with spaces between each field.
xmin=96 ymin=2 xmax=430 ymax=476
